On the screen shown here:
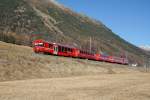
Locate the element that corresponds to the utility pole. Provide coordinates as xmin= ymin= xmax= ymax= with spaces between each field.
xmin=146 ymin=56 xmax=150 ymax=71
xmin=143 ymin=56 xmax=148 ymax=72
xmin=148 ymin=58 xmax=150 ymax=72
xmin=56 ymin=33 xmax=58 ymax=43
xmin=143 ymin=56 xmax=146 ymax=69
xmin=125 ymin=52 xmax=128 ymax=62
xmin=90 ymin=36 xmax=92 ymax=53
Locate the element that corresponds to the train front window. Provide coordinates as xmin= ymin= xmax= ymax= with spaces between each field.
xmin=34 ymin=43 xmax=44 ymax=47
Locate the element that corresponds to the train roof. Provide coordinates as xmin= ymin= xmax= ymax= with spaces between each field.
xmin=32 ymin=39 xmax=44 ymax=43
xmin=33 ymin=39 xmax=76 ymax=48
xmin=52 ymin=42 xmax=76 ymax=48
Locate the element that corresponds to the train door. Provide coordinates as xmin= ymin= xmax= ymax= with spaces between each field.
xmin=44 ymin=42 xmax=49 ymax=48
xmin=73 ymin=48 xmax=79 ymax=57
xmin=53 ymin=45 xmax=58 ymax=55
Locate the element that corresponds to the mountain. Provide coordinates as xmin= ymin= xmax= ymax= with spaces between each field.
xmin=0 ymin=0 xmax=149 ymax=65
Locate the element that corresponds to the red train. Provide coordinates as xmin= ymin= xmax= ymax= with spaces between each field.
xmin=32 ymin=39 xmax=129 ymax=65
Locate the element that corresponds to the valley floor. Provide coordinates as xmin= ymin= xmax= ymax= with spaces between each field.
xmin=0 ymin=73 xmax=150 ymax=100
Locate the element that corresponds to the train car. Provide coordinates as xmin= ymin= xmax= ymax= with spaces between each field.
xmin=55 ymin=43 xmax=79 ymax=57
xmin=32 ymin=39 xmax=79 ymax=57
xmin=112 ymin=56 xmax=124 ymax=64
xmin=111 ymin=56 xmax=129 ymax=65
xmin=32 ymin=39 xmax=57 ymax=54
xmin=99 ymin=54 xmax=110 ymax=62
xmin=99 ymin=54 xmax=128 ymax=65
xmin=78 ymin=50 xmax=95 ymax=60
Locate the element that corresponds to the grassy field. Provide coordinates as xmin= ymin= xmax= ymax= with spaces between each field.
xmin=0 ymin=41 xmax=150 ymax=100
xmin=0 ymin=73 xmax=150 ymax=100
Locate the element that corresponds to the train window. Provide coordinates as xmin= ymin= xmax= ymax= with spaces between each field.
xmin=64 ymin=47 xmax=66 ymax=52
xmin=68 ymin=48 xmax=71 ymax=52
xmin=62 ymin=47 xmax=65 ymax=52
xmin=61 ymin=46 xmax=63 ymax=52
xmin=49 ymin=44 xmax=53 ymax=48
xmin=69 ymin=48 xmax=72 ymax=52
xmin=64 ymin=48 xmax=67 ymax=52
xmin=58 ymin=46 xmax=61 ymax=52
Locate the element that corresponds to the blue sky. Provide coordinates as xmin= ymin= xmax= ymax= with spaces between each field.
xmin=57 ymin=0 xmax=150 ymax=46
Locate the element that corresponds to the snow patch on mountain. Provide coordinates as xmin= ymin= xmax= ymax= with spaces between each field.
xmin=140 ymin=45 xmax=150 ymax=51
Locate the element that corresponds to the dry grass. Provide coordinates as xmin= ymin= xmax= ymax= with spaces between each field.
xmin=0 ymin=73 xmax=150 ymax=100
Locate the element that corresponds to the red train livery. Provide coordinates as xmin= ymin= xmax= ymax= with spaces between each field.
xmin=32 ymin=39 xmax=129 ymax=65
